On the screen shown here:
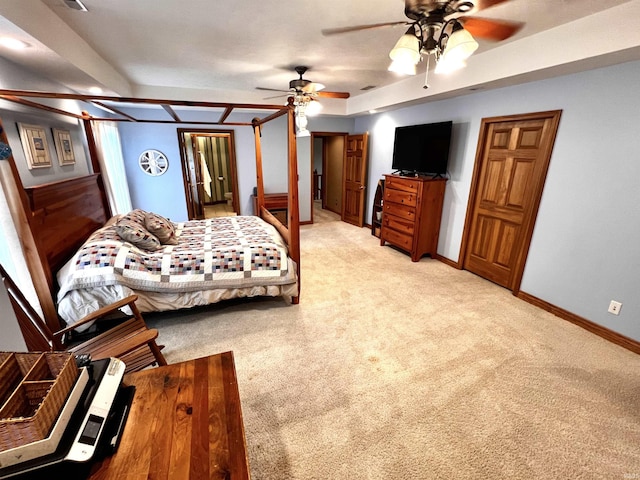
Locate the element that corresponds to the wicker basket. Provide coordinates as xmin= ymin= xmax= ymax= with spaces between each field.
xmin=0 ymin=352 xmax=78 ymax=450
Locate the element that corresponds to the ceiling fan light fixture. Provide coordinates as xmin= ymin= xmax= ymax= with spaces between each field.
xmin=293 ymin=96 xmax=312 ymax=137
xmin=306 ymin=99 xmax=323 ymax=116
xmin=388 ymin=27 xmax=421 ymax=76
xmin=439 ymin=22 xmax=478 ymax=66
xmin=388 ymin=58 xmax=417 ymax=76
xmin=389 ymin=28 xmax=421 ymax=61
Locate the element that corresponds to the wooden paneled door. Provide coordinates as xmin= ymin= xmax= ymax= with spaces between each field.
xmin=462 ymin=111 xmax=562 ymax=292
xmin=342 ymin=133 xmax=369 ymax=227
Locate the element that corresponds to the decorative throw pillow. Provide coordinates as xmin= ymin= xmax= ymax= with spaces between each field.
xmin=145 ymin=212 xmax=179 ymax=245
xmin=120 ymin=208 xmax=148 ymax=225
xmin=115 ymin=219 xmax=161 ymax=250
xmin=104 ymin=214 xmax=124 ymax=228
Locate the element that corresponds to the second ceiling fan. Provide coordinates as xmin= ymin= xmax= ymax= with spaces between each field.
xmin=257 ymin=66 xmax=350 ymax=100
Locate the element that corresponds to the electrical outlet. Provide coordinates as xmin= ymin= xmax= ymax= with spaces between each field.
xmin=608 ymin=300 xmax=622 ymax=315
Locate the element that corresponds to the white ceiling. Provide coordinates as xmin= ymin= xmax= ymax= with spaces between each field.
xmin=0 ymin=0 xmax=639 ymax=116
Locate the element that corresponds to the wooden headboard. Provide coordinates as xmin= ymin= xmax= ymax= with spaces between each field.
xmin=24 ymin=174 xmax=110 ymax=292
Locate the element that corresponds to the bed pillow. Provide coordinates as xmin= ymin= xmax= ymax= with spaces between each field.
xmin=104 ymin=214 xmax=124 ymax=228
xmin=145 ymin=212 xmax=179 ymax=245
xmin=120 ymin=208 xmax=148 ymax=225
xmin=115 ymin=219 xmax=161 ymax=250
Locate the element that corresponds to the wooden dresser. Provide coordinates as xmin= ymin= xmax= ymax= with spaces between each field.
xmin=380 ymin=174 xmax=447 ymax=262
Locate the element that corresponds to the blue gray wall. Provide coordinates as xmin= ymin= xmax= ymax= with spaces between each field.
xmin=355 ymin=59 xmax=640 ymax=341
xmin=117 ymin=112 xmax=355 ymax=223
xmin=117 ymin=111 xmax=290 ymax=222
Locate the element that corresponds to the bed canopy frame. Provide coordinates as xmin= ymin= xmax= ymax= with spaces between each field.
xmin=0 ymin=89 xmax=300 ymax=332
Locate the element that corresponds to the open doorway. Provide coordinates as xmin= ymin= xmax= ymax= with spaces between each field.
xmin=310 ymin=132 xmax=368 ymax=226
xmin=312 ymin=133 xmax=345 ymax=220
xmin=177 ymin=129 xmax=239 ymax=220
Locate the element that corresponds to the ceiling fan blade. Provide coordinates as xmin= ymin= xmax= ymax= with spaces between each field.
xmin=302 ymin=82 xmax=326 ymax=94
xmin=460 ymin=16 xmax=524 ymax=41
xmin=255 ymin=87 xmax=292 ymax=100
xmin=322 ymin=20 xmax=408 ymax=36
xmin=316 ymin=91 xmax=350 ymax=99
xmin=473 ymin=0 xmax=512 ymax=11
xmin=256 ymin=87 xmax=290 ymax=93
xmin=263 ymin=94 xmax=289 ymax=100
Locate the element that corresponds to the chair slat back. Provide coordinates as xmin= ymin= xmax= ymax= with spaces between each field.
xmin=0 ymin=264 xmax=61 ymax=351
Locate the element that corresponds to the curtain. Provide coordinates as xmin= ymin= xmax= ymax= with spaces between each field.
xmin=93 ymin=121 xmax=132 ymax=214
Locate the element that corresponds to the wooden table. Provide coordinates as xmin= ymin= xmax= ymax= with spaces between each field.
xmin=88 ymin=352 xmax=250 ymax=479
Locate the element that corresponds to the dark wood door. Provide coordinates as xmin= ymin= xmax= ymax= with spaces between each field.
xmin=342 ymin=133 xmax=369 ymax=226
xmin=462 ymin=111 xmax=562 ymax=292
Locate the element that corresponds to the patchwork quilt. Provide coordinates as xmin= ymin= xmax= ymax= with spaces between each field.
xmin=57 ymin=215 xmax=296 ymax=300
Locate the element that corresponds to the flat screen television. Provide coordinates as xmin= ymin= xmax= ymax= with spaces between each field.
xmin=391 ymin=121 xmax=453 ymax=176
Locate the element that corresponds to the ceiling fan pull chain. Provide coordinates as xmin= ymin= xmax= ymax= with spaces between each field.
xmin=423 ymin=55 xmax=430 ymax=89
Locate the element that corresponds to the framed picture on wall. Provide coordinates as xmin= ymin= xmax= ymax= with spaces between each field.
xmin=17 ymin=123 xmax=52 ymax=169
xmin=52 ymin=128 xmax=75 ymax=165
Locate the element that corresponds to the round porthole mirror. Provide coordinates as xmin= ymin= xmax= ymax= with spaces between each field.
xmin=138 ymin=149 xmax=168 ymax=176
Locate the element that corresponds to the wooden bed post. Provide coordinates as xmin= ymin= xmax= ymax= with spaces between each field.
xmin=287 ymin=106 xmax=300 ymax=304
xmin=252 ymin=118 xmax=265 ymax=214
xmin=0 ymin=118 xmax=60 ymax=331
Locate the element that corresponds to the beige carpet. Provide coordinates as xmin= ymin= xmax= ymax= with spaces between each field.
xmin=147 ymin=205 xmax=640 ymax=480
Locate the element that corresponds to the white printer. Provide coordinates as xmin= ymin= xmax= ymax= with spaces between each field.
xmin=0 ymin=357 xmax=134 ymax=479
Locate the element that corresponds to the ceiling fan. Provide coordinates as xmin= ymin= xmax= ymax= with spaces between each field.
xmin=322 ymin=0 xmax=523 ymax=82
xmin=257 ymin=66 xmax=349 ymax=137
xmin=256 ymin=66 xmax=350 ymax=100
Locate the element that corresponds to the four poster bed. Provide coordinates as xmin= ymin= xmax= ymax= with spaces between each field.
xmin=0 ymin=91 xmax=301 ymax=333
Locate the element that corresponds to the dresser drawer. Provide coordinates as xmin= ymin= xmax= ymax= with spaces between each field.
xmin=382 ymin=213 xmax=414 ymax=236
xmin=384 ymin=202 xmax=416 ymax=222
xmin=384 ymin=188 xmax=417 ymax=207
xmin=385 ymin=175 xmax=420 ymax=194
xmin=382 ymin=226 xmax=413 ymax=251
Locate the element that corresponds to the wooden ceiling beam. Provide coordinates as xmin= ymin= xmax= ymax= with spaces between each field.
xmin=161 ymin=104 xmax=181 ymax=122
xmin=104 ymin=118 xmax=254 ymax=126
xmin=0 ymin=89 xmax=284 ymax=111
xmin=88 ymin=101 xmax=137 ymax=121
xmin=0 ymin=89 xmax=288 ymax=125
xmin=218 ymin=106 xmax=234 ymax=124
xmin=252 ymin=106 xmax=290 ymax=127
xmin=0 ymin=95 xmax=84 ymax=119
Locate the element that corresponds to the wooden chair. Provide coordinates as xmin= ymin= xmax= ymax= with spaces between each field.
xmin=0 ymin=264 xmax=167 ymax=374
